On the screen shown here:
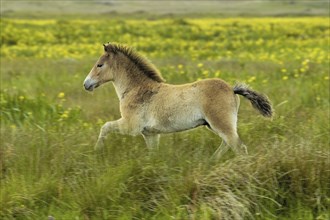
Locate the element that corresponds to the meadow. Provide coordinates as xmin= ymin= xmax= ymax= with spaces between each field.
xmin=0 ymin=17 xmax=329 ymax=219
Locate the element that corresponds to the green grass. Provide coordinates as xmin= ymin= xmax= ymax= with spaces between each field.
xmin=1 ymin=17 xmax=329 ymax=219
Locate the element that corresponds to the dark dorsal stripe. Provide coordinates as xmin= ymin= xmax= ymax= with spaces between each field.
xmin=104 ymin=43 xmax=164 ymax=83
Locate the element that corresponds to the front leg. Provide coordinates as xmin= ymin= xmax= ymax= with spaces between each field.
xmin=142 ymin=134 xmax=160 ymax=150
xmin=95 ymin=118 xmax=127 ymax=150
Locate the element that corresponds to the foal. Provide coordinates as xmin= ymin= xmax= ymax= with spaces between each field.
xmin=83 ymin=43 xmax=273 ymax=157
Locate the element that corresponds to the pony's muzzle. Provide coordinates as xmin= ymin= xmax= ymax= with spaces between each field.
xmin=84 ymin=83 xmax=94 ymax=91
xmin=83 ymin=77 xmax=98 ymax=91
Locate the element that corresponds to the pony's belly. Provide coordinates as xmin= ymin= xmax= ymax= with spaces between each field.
xmin=143 ymin=115 xmax=206 ymax=134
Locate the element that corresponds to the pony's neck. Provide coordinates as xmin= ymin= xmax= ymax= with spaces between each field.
xmin=112 ymin=66 xmax=156 ymax=100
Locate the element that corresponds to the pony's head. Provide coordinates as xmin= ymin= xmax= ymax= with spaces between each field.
xmin=83 ymin=44 xmax=116 ymax=91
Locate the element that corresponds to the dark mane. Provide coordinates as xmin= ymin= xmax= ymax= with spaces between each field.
xmin=104 ymin=43 xmax=164 ymax=83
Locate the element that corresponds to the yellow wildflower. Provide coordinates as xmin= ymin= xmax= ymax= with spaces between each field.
xmin=302 ymin=59 xmax=310 ymax=66
xmin=61 ymin=110 xmax=69 ymax=119
xmin=215 ymin=70 xmax=221 ymax=77
xmin=58 ymin=92 xmax=65 ymax=99
xmin=247 ymin=76 xmax=256 ymax=83
xmin=282 ymin=76 xmax=288 ymax=81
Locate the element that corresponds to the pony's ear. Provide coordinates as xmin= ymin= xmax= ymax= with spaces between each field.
xmin=103 ymin=43 xmax=118 ymax=54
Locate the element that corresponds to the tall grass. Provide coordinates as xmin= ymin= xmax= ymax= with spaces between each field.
xmin=1 ymin=123 xmax=329 ymax=219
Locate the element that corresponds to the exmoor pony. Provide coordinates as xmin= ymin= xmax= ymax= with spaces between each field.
xmin=83 ymin=43 xmax=273 ymax=158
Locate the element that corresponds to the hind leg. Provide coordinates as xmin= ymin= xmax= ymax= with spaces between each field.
xmin=222 ymin=131 xmax=247 ymax=155
xmin=211 ymin=140 xmax=230 ymax=159
xmin=216 ymin=131 xmax=247 ymax=158
xmin=206 ymin=112 xmax=247 ymax=158
xmin=212 ymin=130 xmax=247 ymax=159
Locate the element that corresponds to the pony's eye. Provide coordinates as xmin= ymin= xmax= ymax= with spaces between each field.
xmin=97 ymin=64 xmax=103 ymax=68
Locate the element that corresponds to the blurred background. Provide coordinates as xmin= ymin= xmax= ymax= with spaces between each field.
xmin=2 ymin=0 xmax=329 ymax=17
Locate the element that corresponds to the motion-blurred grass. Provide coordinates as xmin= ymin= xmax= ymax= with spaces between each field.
xmin=0 ymin=17 xmax=329 ymax=219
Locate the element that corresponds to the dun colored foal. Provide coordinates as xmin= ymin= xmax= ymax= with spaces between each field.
xmin=83 ymin=43 xmax=273 ymax=158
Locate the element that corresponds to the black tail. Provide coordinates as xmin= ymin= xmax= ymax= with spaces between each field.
xmin=233 ymin=83 xmax=273 ymax=118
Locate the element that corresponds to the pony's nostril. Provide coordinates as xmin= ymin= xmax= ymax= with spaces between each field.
xmin=84 ymin=82 xmax=96 ymax=91
xmin=84 ymin=83 xmax=91 ymax=91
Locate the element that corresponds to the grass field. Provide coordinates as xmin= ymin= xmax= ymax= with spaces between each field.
xmin=1 ymin=3 xmax=330 ymax=219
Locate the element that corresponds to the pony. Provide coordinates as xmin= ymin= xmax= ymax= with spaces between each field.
xmin=83 ymin=43 xmax=273 ymax=158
